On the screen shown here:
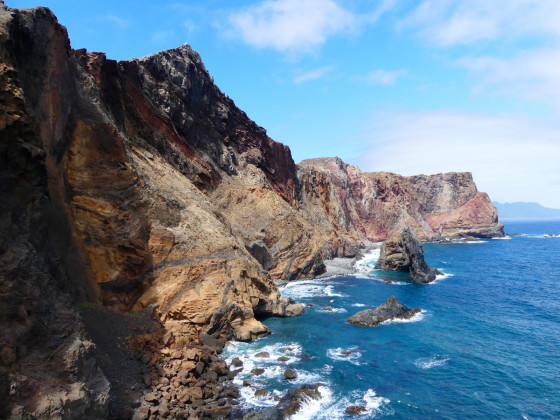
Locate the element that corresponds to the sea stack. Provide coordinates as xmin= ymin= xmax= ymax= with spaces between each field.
xmin=347 ymin=296 xmax=421 ymax=326
xmin=375 ymin=227 xmax=441 ymax=283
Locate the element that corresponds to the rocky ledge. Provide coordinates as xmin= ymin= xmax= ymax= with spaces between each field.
xmin=347 ymin=296 xmax=421 ymax=327
xmin=375 ymin=227 xmax=441 ymax=283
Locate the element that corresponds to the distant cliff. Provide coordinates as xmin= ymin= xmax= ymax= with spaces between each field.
xmin=493 ymin=202 xmax=560 ymax=219
xmin=0 ymin=3 xmax=503 ymax=418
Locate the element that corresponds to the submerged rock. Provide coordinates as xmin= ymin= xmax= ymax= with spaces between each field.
xmin=375 ymin=227 xmax=441 ymax=283
xmin=347 ymin=296 xmax=421 ymax=327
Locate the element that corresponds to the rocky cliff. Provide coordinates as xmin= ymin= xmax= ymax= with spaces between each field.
xmin=298 ymin=157 xmax=503 ymax=244
xmin=0 ymin=3 xmax=503 ymax=418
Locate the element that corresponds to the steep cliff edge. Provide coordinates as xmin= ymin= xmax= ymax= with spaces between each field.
xmin=298 ymin=157 xmax=504 ymax=243
xmin=0 ymin=3 xmax=503 ymax=418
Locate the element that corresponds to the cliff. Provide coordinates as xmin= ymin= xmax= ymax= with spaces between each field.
xmin=0 ymin=3 xmax=503 ymax=418
xmin=298 ymin=157 xmax=503 ymax=244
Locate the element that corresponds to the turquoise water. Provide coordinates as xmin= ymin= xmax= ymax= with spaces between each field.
xmin=224 ymin=220 xmax=560 ymax=419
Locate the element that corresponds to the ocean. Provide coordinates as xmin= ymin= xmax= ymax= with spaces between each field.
xmin=223 ymin=220 xmax=560 ymax=419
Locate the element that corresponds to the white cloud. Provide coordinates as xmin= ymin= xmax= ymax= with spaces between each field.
xmin=294 ymin=65 xmax=334 ymax=83
xmin=361 ymin=69 xmax=407 ymax=85
xmin=228 ymin=0 xmax=355 ymax=53
xmin=458 ymin=48 xmax=560 ymax=107
xmin=401 ymin=0 xmax=560 ymax=47
xmin=355 ymin=109 xmax=560 ymax=208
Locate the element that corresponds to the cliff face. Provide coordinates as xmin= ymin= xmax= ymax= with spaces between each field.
xmin=0 ymin=3 xmax=503 ymax=418
xmin=298 ymin=157 xmax=503 ymax=243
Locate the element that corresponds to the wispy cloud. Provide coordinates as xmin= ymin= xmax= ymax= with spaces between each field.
xmin=458 ymin=47 xmax=560 ymax=107
xmin=152 ymin=30 xmax=175 ymax=44
xmin=103 ymin=14 xmax=130 ymax=29
xmin=400 ymin=0 xmax=560 ymax=47
xmin=228 ymin=0 xmax=355 ymax=54
xmin=355 ymin=109 xmax=560 ymax=208
xmin=294 ymin=65 xmax=334 ymax=83
xmin=359 ymin=69 xmax=408 ymax=85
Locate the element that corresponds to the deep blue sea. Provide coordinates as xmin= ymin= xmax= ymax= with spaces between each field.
xmin=223 ymin=220 xmax=560 ymax=419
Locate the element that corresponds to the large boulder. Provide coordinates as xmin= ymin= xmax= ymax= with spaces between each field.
xmin=375 ymin=227 xmax=440 ymax=283
xmin=347 ymin=296 xmax=420 ymax=326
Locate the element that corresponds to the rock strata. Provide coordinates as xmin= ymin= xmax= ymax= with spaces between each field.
xmin=347 ymin=296 xmax=421 ymax=326
xmin=375 ymin=227 xmax=441 ymax=283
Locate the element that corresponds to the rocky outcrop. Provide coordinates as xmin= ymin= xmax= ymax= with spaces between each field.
xmin=375 ymin=227 xmax=441 ymax=283
xmin=347 ymin=296 xmax=421 ymax=326
xmin=298 ymin=158 xmax=504 ymax=243
xmin=243 ymin=384 xmax=324 ymax=420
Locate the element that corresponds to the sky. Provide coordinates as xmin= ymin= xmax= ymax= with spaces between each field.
xmin=9 ymin=0 xmax=560 ymax=208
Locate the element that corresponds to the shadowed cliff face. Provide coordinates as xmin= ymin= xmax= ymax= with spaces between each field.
xmin=1 ymin=3 xmax=503 ymax=418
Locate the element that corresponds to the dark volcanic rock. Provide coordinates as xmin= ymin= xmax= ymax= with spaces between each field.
xmin=375 ymin=227 xmax=441 ymax=283
xmin=283 ymin=368 xmax=298 ymax=380
xmin=347 ymin=296 xmax=421 ymax=326
xmin=345 ymin=405 xmax=367 ymax=415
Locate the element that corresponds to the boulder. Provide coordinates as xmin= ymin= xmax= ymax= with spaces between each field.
xmin=345 ymin=405 xmax=367 ymax=415
xmin=375 ymin=227 xmax=441 ymax=283
xmin=347 ymin=296 xmax=421 ymax=327
xmin=283 ymin=368 xmax=297 ymax=380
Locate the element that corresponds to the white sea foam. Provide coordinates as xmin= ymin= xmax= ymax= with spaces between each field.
xmin=363 ymin=389 xmax=391 ymax=413
xmin=414 ymin=354 xmax=450 ymax=369
xmin=380 ymin=309 xmax=425 ymax=325
xmin=325 ymin=285 xmax=346 ymax=297
xmin=309 ymin=388 xmax=392 ymax=419
xmin=287 ymin=385 xmax=334 ymax=420
xmin=326 ymin=346 xmax=363 ymax=365
xmin=429 ymin=270 xmax=454 ymax=284
xmin=280 ymin=280 xmax=345 ymax=299
xmin=319 ymin=307 xmax=347 ymax=314
xmin=351 ymin=303 xmax=367 ymax=307
xmin=354 ymin=246 xmax=381 ymax=274
xmin=492 ymin=236 xmax=512 ymax=240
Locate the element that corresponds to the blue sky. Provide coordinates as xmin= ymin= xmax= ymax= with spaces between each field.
xmin=9 ymin=0 xmax=560 ymax=208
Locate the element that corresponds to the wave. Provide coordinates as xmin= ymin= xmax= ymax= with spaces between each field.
xmin=414 ymin=354 xmax=450 ymax=369
xmin=380 ymin=310 xmax=425 ymax=325
xmin=429 ymin=270 xmax=454 ymax=284
xmin=354 ymin=247 xmax=381 ymax=274
xmin=351 ymin=303 xmax=367 ymax=307
xmin=492 ymin=236 xmax=512 ymax=240
xmin=307 ymin=388 xmax=392 ymax=419
xmin=318 ymin=307 xmax=347 ymax=314
xmin=288 ymin=385 xmax=333 ymax=420
xmin=326 ymin=346 xmax=363 ymax=365
xmin=280 ymin=280 xmax=346 ymax=299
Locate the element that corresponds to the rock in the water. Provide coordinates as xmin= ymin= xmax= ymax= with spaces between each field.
xmin=347 ymin=296 xmax=421 ymax=327
xmin=243 ymin=384 xmax=323 ymax=420
xmin=251 ymin=368 xmax=265 ymax=376
xmin=345 ymin=405 xmax=367 ymax=415
xmin=255 ymin=352 xmax=270 ymax=358
xmin=375 ymin=227 xmax=441 ymax=283
xmin=254 ymin=389 xmax=269 ymax=398
xmin=283 ymin=368 xmax=298 ymax=380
